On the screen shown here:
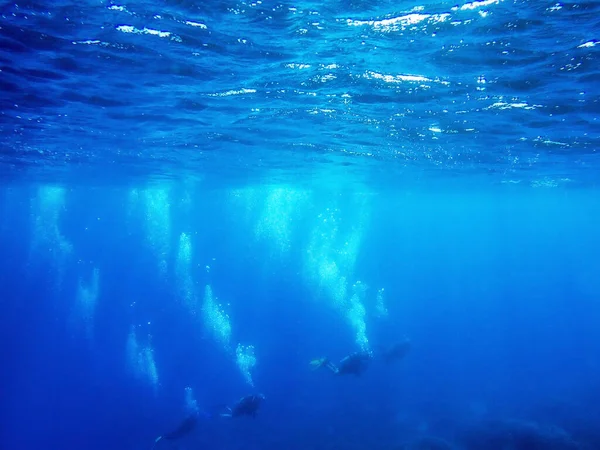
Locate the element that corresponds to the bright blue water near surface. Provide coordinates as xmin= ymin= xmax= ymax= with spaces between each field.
xmin=1 ymin=0 xmax=598 ymax=183
xmin=1 ymin=1 xmax=600 ymax=450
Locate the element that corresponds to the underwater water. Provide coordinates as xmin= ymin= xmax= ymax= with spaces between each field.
xmin=1 ymin=1 xmax=600 ymax=450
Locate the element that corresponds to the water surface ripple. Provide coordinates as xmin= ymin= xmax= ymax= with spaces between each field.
xmin=0 ymin=0 xmax=598 ymax=185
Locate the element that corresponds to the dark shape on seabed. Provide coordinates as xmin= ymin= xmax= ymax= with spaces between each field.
xmin=399 ymin=435 xmax=456 ymax=450
xmin=459 ymin=419 xmax=582 ymax=450
xmin=221 ymin=394 xmax=266 ymax=418
xmin=152 ymin=414 xmax=198 ymax=449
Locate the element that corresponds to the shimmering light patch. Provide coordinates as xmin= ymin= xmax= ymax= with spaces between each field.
xmin=365 ymin=71 xmax=450 ymax=87
xmin=127 ymin=326 xmax=159 ymax=392
xmin=207 ymin=88 xmax=257 ymax=97
xmin=318 ymin=74 xmax=336 ymax=82
xmin=145 ymin=28 xmax=171 ymax=38
xmin=578 ymin=40 xmax=599 ymax=48
xmin=142 ymin=187 xmax=171 ymax=276
xmin=116 ymin=25 xmax=173 ymax=39
xmin=185 ymin=21 xmax=207 ymax=28
xmin=535 ymin=138 xmax=569 ymax=147
xmin=531 ymin=178 xmax=559 ymax=188
xmin=202 ymin=285 xmax=232 ymax=349
xmin=75 ymin=267 xmax=100 ymax=339
xmin=255 ymin=186 xmax=310 ymax=255
xmin=429 ymin=126 xmax=442 ymax=133
xmin=108 ymin=5 xmax=126 ymax=11
xmin=30 ymin=186 xmax=73 ymax=287
xmin=285 ymin=63 xmax=311 ymax=69
xmin=366 ymin=71 xmax=432 ymax=83
xmin=73 ymin=40 xmax=102 ymax=45
xmin=117 ymin=25 xmax=138 ymax=33
xmin=453 ymin=0 xmax=500 ymax=11
xmin=347 ymin=13 xmax=450 ymax=32
xmin=185 ymin=387 xmax=200 ymax=414
xmin=340 ymin=148 xmax=375 ymax=157
xmin=176 ymin=232 xmax=196 ymax=313
xmin=485 ymin=101 xmax=540 ymax=110
xmin=308 ymin=108 xmax=336 ymax=115
xmin=349 ymin=13 xmax=426 ymax=28
xmin=236 ymin=344 xmax=257 ymax=386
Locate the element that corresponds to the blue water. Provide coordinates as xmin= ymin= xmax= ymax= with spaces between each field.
xmin=1 ymin=1 xmax=600 ymax=450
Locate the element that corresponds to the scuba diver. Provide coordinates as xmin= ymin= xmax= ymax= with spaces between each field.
xmin=310 ymin=350 xmax=373 ymax=376
xmin=221 ymin=393 xmax=265 ymax=418
xmin=381 ymin=338 xmax=411 ymax=364
xmin=152 ymin=393 xmax=265 ymax=447
xmin=310 ymin=339 xmax=411 ymax=375
xmin=152 ymin=413 xmax=198 ymax=449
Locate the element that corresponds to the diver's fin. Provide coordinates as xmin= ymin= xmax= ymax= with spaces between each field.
xmin=219 ymin=406 xmax=233 ymax=418
xmin=309 ymin=357 xmax=329 ymax=370
xmin=151 ymin=436 xmax=163 ymax=449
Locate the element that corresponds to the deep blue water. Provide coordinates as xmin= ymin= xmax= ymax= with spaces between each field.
xmin=1 ymin=1 xmax=600 ymax=450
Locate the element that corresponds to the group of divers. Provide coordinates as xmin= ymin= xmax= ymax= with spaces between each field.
xmin=152 ymin=339 xmax=411 ymax=449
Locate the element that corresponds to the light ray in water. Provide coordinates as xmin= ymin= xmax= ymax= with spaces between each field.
xmin=74 ymin=267 xmax=100 ymax=339
xmin=348 ymin=281 xmax=369 ymax=351
xmin=29 ymin=185 xmax=73 ymax=287
xmin=303 ymin=195 xmax=371 ymax=350
xmin=126 ymin=325 xmax=159 ymax=393
xmin=176 ymin=232 xmax=197 ymax=314
xmin=142 ymin=187 xmax=172 ymax=276
xmin=202 ymin=285 xmax=232 ymax=349
xmin=375 ymin=287 xmax=389 ymax=318
xmin=236 ymin=343 xmax=257 ymax=386
xmin=184 ymin=386 xmax=199 ymax=415
xmin=254 ymin=186 xmax=310 ymax=256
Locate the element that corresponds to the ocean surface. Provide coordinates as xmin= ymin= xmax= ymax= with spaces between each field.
xmin=1 ymin=1 xmax=600 ymax=450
